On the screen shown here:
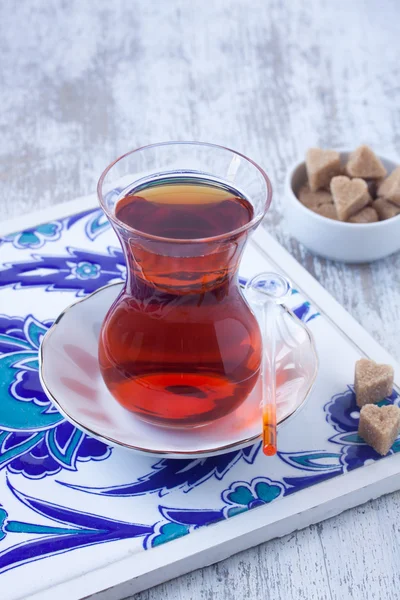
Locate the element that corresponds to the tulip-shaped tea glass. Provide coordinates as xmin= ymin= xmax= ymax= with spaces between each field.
xmin=98 ymin=142 xmax=273 ymax=429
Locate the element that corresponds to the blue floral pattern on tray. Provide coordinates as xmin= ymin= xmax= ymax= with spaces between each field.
xmin=0 ymin=315 xmax=110 ymax=479
xmin=0 ymin=478 xmax=153 ymax=575
xmin=0 ymin=205 xmax=398 ymax=584
xmin=59 ymin=444 xmax=262 ymax=497
xmin=1 ymin=222 xmax=63 ymax=249
xmin=0 ymin=247 xmax=126 ymax=296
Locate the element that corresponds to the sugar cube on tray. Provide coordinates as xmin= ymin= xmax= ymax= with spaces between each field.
xmin=353 ymin=358 xmax=398 ymax=457
xmin=359 ymin=405 xmax=400 ymax=456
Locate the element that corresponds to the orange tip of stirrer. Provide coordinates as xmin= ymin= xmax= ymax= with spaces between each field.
xmin=263 ymin=443 xmax=277 ymax=456
xmin=262 ymin=408 xmax=277 ymax=456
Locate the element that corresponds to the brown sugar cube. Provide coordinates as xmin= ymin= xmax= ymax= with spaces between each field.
xmin=306 ymin=148 xmax=342 ymax=192
xmin=377 ymin=166 xmax=400 ymax=207
xmin=311 ymin=203 xmax=338 ymax=220
xmin=374 ymin=197 xmax=400 ymax=220
xmin=348 ymin=206 xmax=379 ymax=224
xmin=346 ymin=145 xmax=387 ymax=179
xmin=298 ymin=185 xmax=333 ymax=210
xmin=358 ymin=404 xmax=400 ymax=456
xmin=354 ymin=358 xmax=394 ymax=407
xmin=330 ymin=176 xmax=371 ymax=221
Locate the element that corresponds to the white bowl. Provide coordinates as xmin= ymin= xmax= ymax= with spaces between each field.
xmin=284 ymin=151 xmax=400 ymax=263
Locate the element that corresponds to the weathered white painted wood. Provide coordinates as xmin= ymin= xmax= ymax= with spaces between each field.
xmin=1 ymin=0 xmax=400 ymax=599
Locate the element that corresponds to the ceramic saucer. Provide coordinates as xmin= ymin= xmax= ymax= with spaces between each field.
xmin=39 ymin=283 xmax=318 ymax=458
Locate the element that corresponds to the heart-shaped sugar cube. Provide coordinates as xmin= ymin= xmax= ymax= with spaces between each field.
xmin=306 ymin=148 xmax=341 ymax=192
xmin=378 ymin=166 xmax=400 ymax=207
xmin=354 ymin=358 xmax=394 ymax=407
xmin=358 ymin=404 xmax=400 ymax=456
xmin=346 ymin=145 xmax=387 ymax=179
xmin=330 ymin=176 xmax=371 ymax=221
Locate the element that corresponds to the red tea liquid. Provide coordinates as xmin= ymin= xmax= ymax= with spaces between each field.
xmin=99 ymin=177 xmax=262 ymax=428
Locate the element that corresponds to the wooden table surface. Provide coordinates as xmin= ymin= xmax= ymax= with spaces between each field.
xmin=1 ymin=1 xmax=400 ymax=598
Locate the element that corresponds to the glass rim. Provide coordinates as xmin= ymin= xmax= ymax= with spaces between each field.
xmin=97 ymin=141 xmax=273 ymax=244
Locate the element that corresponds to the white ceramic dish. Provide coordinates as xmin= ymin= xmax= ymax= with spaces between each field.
xmin=284 ymin=150 xmax=400 ymax=262
xmin=39 ymin=282 xmax=318 ymax=458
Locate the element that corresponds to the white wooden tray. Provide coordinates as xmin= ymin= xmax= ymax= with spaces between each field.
xmin=0 ymin=195 xmax=399 ymax=600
